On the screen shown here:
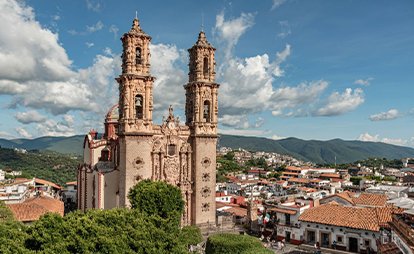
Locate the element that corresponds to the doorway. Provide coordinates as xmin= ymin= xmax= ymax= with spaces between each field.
xmin=285 ymin=231 xmax=291 ymax=243
xmin=307 ymin=230 xmax=316 ymax=244
xmin=321 ymin=232 xmax=330 ymax=247
xmin=348 ymin=237 xmax=358 ymax=253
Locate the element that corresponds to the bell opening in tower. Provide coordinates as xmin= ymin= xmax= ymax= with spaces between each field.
xmin=135 ymin=47 xmax=142 ymax=65
xmin=203 ymin=100 xmax=211 ymax=122
xmin=135 ymin=94 xmax=143 ymax=119
xmin=203 ymin=57 xmax=209 ymax=78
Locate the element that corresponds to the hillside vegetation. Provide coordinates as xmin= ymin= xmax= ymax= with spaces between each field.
xmin=0 ymin=148 xmax=79 ymax=186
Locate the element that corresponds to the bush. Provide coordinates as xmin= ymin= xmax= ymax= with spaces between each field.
xmin=205 ymin=233 xmax=268 ymax=254
xmin=179 ymin=225 xmax=203 ymax=248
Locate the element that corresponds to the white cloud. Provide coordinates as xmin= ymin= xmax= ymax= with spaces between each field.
xmin=213 ymin=11 xmax=255 ymax=60
xmin=271 ymin=0 xmax=287 ymax=10
xmin=15 ymin=127 xmax=32 ymax=138
xmin=271 ymin=134 xmax=286 ymax=140
xmin=354 ymin=77 xmax=373 ymax=86
xmin=219 ymin=128 xmax=270 ymax=137
xmin=109 ymin=25 xmax=119 ymax=39
xmin=86 ymin=0 xmax=101 ymax=12
xmin=15 ymin=110 xmax=47 ymax=124
xmin=0 ymin=0 xmax=120 ymax=116
xmin=86 ymin=21 xmax=103 ymax=33
xmin=36 ymin=115 xmax=76 ymax=137
xmin=0 ymin=131 xmax=15 ymax=139
xmin=150 ymin=43 xmax=187 ymax=117
xmin=369 ymin=109 xmax=399 ymax=121
xmin=85 ymin=42 xmax=94 ymax=48
xmin=277 ymin=21 xmax=291 ymax=38
xmin=358 ymin=133 xmax=410 ymax=147
xmin=316 ymin=88 xmax=364 ymax=116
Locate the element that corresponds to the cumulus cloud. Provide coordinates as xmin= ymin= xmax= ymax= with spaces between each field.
xmin=150 ymin=43 xmax=187 ymax=117
xmin=219 ymin=128 xmax=271 ymax=137
xmin=85 ymin=42 xmax=94 ymax=48
xmin=213 ymin=11 xmax=255 ymax=60
xmin=369 ymin=109 xmax=399 ymax=121
xmin=358 ymin=133 xmax=410 ymax=147
xmin=0 ymin=0 xmax=120 ymax=117
xmin=15 ymin=110 xmax=47 ymax=124
xmin=354 ymin=77 xmax=373 ymax=86
xmin=315 ymin=88 xmax=364 ymax=116
xmin=15 ymin=127 xmax=32 ymax=138
xmin=271 ymin=0 xmax=287 ymax=10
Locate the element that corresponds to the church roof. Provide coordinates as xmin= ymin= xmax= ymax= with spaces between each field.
xmin=123 ymin=17 xmax=151 ymax=39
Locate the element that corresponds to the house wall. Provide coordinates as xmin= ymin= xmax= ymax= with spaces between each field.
xmin=300 ymin=222 xmax=380 ymax=252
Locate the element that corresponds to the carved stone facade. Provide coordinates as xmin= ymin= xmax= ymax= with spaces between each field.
xmin=77 ymin=17 xmax=219 ymax=226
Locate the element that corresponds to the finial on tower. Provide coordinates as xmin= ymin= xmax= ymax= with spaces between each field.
xmin=135 ymin=11 xmax=138 ymax=20
xmin=201 ymin=13 xmax=204 ymax=32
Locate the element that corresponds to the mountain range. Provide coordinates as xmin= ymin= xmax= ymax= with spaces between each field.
xmin=1 ymin=134 xmax=413 ymax=164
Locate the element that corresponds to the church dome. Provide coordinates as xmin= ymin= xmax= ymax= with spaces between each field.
xmin=105 ymin=104 xmax=119 ymax=123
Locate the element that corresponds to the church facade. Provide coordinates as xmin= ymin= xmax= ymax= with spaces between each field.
xmin=77 ymin=17 xmax=219 ymax=226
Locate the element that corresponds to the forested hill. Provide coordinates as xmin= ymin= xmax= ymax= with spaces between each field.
xmin=1 ymin=134 xmax=414 ymax=164
xmin=218 ymin=135 xmax=414 ymax=164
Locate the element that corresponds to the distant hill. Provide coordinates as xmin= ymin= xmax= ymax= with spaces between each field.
xmin=219 ymin=135 xmax=414 ymax=164
xmin=0 ymin=135 xmax=84 ymax=155
xmin=1 ymin=134 xmax=414 ymax=164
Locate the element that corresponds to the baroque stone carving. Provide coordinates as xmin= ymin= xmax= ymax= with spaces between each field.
xmin=202 ymin=173 xmax=210 ymax=182
xmin=201 ymin=203 xmax=210 ymax=212
xmin=163 ymin=157 xmax=179 ymax=185
xmin=200 ymin=186 xmax=211 ymax=198
xmin=201 ymin=157 xmax=211 ymax=168
xmin=133 ymin=156 xmax=144 ymax=169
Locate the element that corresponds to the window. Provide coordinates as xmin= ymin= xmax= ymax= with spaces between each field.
xmin=285 ymin=214 xmax=291 ymax=225
xmin=203 ymin=57 xmax=209 ymax=77
xmin=337 ymin=236 xmax=343 ymax=243
xmin=203 ymin=100 xmax=210 ymax=122
xmin=135 ymin=95 xmax=143 ymax=119
xmin=364 ymin=240 xmax=370 ymax=247
xmin=168 ymin=144 xmax=176 ymax=156
xmin=136 ymin=47 xmax=142 ymax=64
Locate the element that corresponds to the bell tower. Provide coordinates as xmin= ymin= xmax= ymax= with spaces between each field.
xmin=117 ymin=17 xmax=155 ymax=206
xmin=185 ymin=31 xmax=219 ymax=226
xmin=116 ymin=17 xmax=154 ymax=134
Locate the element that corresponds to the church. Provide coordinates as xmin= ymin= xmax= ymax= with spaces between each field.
xmin=77 ymin=16 xmax=219 ymax=226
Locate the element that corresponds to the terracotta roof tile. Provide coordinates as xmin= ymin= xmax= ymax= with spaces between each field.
xmin=268 ymin=207 xmax=297 ymax=215
xmin=353 ymin=193 xmax=388 ymax=207
xmin=320 ymin=173 xmax=341 ymax=178
xmin=66 ymin=181 xmax=77 ymax=186
xmin=299 ymin=204 xmax=402 ymax=232
xmin=35 ymin=178 xmax=61 ymax=190
xmin=7 ymin=196 xmax=64 ymax=222
xmin=288 ymin=177 xmax=310 ymax=183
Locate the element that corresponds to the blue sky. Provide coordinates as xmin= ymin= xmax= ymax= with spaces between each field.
xmin=0 ymin=0 xmax=413 ymax=147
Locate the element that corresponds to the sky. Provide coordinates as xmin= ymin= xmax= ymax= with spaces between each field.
xmin=0 ymin=0 xmax=413 ymax=147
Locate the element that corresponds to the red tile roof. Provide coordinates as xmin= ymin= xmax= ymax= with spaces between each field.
xmin=268 ymin=207 xmax=297 ymax=215
xmin=7 ymin=196 xmax=64 ymax=222
xmin=299 ymin=204 xmax=403 ymax=232
xmin=288 ymin=178 xmax=310 ymax=184
xmin=320 ymin=173 xmax=341 ymax=178
xmin=353 ymin=193 xmax=388 ymax=207
xmin=66 ymin=181 xmax=77 ymax=186
xmin=35 ymin=178 xmax=61 ymax=190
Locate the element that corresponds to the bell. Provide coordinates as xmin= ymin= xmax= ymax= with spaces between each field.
xmin=135 ymin=97 xmax=142 ymax=106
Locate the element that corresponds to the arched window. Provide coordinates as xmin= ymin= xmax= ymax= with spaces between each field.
xmin=135 ymin=95 xmax=143 ymax=119
xmin=136 ymin=47 xmax=142 ymax=64
xmin=203 ymin=100 xmax=211 ymax=122
xmin=203 ymin=57 xmax=209 ymax=77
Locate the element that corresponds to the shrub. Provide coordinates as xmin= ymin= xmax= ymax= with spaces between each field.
xmin=205 ymin=233 xmax=268 ymax=254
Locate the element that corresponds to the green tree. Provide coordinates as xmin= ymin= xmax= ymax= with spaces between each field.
xmin=128 ymin=180 xmax=184 ymax=223
xmin=0 ymin=201 xmax=14 ymax=222
xmin=206 ymin=233 xmax=271 ymax=254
